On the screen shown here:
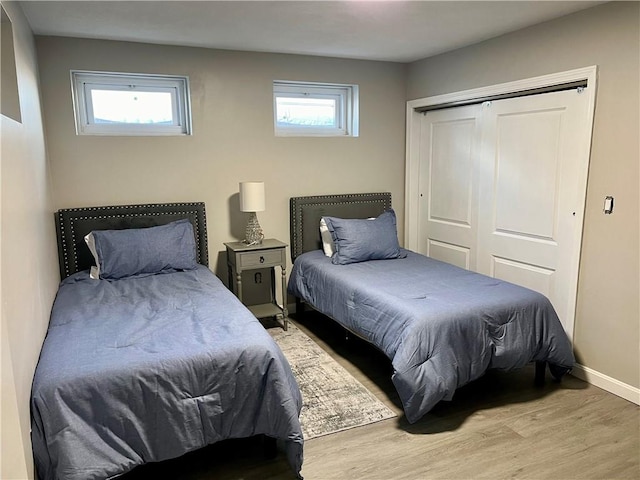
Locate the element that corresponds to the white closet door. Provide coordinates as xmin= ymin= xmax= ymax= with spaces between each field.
xmin=418 ymin=88 xmax=591 ymax=338
xmin=418 ymin=105 xmax=482 ymax=270
xmin=476 ymin=89 xmax=590 ymax=338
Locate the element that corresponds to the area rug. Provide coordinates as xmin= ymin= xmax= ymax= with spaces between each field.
xmin=269 ymin=322 xmax=397 ymax=439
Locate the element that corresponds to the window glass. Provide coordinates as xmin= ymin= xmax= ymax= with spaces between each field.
xmin=71 ymin=71 xmax=191 ymax=135
xmin=90 ymin=90 xmax=174 ymax=125
xmin=276 ymin=96 xmax=337 ymax=128
xmin=273 ymin=81 xmax=358 ymax=137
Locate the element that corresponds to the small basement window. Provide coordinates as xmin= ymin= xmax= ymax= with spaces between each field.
xmin=273 ymin=81 xmax=359 ymax=137
xmin=71 ymin=70 xmax=192 ymax=136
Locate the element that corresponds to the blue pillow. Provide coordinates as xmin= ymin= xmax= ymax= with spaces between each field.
xmin=86 ymin=219 xmax=198 ymax=279
xmin=323 ymin=209 xmax=405 ymax=265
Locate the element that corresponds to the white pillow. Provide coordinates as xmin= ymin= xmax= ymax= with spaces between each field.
xmin=84 ymin=232 xmax=101 ymax=279
xmin=319 ymin=218 xmax=335 ymax=257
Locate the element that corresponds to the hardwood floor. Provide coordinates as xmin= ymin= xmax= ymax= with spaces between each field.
xmin=123 ymin=313 xmax=640 ymax=480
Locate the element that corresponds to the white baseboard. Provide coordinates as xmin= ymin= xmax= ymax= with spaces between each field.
xmin=571 ymin=364 xmax=640 ymax=405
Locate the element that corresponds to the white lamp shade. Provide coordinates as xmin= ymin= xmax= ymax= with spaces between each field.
xmin=239 ymin=182 xmax=265 ymax=212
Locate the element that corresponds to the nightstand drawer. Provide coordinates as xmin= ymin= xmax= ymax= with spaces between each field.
xmin=239 ymin=249 xmax=284 ymax=268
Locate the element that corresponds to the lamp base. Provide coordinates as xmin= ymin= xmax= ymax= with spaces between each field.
xmin=244 ymin=212 xmax=264 ymax=246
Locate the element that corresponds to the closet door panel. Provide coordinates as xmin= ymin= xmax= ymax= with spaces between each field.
xmin=477 ymin=89 xmax=590 ymax=336
xmin=493 ymin=110 xmax=562 ymax=240
xmin=418 ymin=105 xmax=482 ymax=270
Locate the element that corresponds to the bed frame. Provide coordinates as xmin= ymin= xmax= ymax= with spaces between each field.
xmin=55 ymin=202 xmax=208 ymax=279
xmin=288 ymin=191 xmax=550 ymax=386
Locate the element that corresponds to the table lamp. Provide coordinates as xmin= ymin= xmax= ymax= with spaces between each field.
xmin=239 ymin=181 xmax=265 ymax=245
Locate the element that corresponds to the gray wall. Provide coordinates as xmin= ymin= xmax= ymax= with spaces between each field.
xmin=0 ymin=2 xmax=59 ymax=478
xmin=408 ymin=1 xmax=639 ymax=390
xmin=35 ymin=37 xmax=408 ymax=280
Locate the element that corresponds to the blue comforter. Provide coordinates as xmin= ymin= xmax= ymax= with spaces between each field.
xmin=31 ymin=266 xmax=303 ymax=480
xmin=288 ymin=250 xmax=574 ymax=424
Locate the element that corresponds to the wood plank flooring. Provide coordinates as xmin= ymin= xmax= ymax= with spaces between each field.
xmin=123 ymin=313 xmax=640 ymax=480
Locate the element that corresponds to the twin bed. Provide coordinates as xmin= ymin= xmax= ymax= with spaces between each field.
xmin=288 ymin=192 xmax=575 ymax=424
xmin=31 ymin=202 xmax=303 ymax=480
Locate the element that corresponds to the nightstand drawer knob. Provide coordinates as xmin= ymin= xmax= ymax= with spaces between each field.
xmin=259 ymin=256 xmax=265 ymax=263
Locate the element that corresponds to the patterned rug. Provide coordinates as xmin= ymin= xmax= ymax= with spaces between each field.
xmin=269 ymin=322 xmax=397 ymax=439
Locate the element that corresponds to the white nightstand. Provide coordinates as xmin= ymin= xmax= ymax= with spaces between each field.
xmin=224 ymin=239 xmax=289 ymax=330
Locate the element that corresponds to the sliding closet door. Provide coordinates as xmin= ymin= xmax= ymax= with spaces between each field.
xmin=476 ymin=89 xmax=590 ymax=337
xmin=418 ymin=105 xmax=482 ymax=269
xmin=418 ymin=88 xmax=591 ymax=337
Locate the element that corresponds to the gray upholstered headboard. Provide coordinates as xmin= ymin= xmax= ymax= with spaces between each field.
xmin=55 ymin=202 xmax=208 ymax=279
xmin=289 ymin=192 xmax=392 ymax=262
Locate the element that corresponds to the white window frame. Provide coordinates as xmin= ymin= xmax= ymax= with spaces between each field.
xmin=273 ymin=80 xmax=359 ymax=137
xmin=71 ymin=70 xmax=192 ymax=136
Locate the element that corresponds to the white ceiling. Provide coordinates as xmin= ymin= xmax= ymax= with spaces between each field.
xmin=20 ymin=1 xmax=604 ymax=63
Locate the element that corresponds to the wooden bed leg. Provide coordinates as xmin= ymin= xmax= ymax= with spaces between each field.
xmin=535 ymin=361 xmax=547 ymax=386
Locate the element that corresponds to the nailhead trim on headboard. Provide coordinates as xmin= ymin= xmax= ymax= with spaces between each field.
xmin=55 ymin=202 xmax=208 ymax=279
xmin=289 ymin=192 xmax=392 ymax=262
